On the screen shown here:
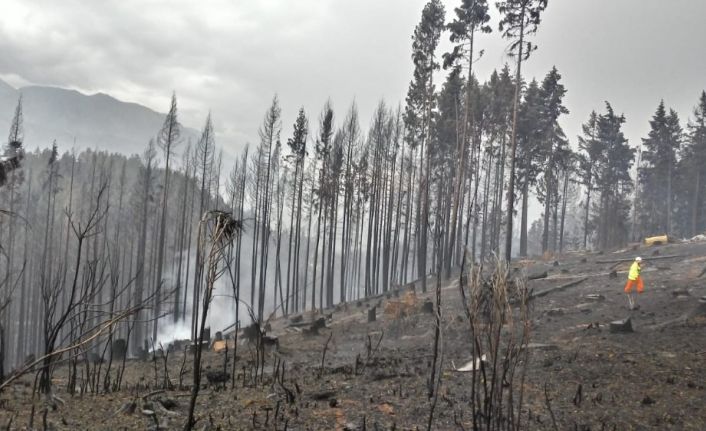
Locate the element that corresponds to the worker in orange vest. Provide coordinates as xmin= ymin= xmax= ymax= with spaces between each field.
xmin=624 ymin=256 xmax=643 ymax=310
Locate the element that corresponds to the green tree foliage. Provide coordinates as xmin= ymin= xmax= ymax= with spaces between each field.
xmin=444 ymin=0 xmax=491 ymax=70
xmin=637 ymin=100 xmax=682 ymax=236
xmin=496 ymin=0 xmax=549 ymax=261
xmin=592 ymin=103 xmax=635 ymax=249
xmin=577 ymin=110 xmax=602 ymax=248
xmin=515 ymin=78 xmax=542 ymax=255
xmin=675 ymin=91 xmax=706 ymax=236
xmin=442 ymin=0 xmax=491 ymax=274
xmin=404 ymin=0 xmax=446 ymax=151
xmin=535 ymin=66 xmax=571 ymax=253
xmin=403 ymin=0 xmax=445 ymax=291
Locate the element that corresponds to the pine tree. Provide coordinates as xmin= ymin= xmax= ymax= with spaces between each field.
xmin=479 ymin=66 xmax=514 ymax=261
xmin=191 ymin=113 xmax=216 ymax=337
xmin=497 ymin=0 xmax=548 ymax=261
xmin=131 ymin=140 xmax=157 ymax=354
xmin=443 ymin=0 xmax=491 ymax=274
xmin=339 ymin=103 xmax=361 ymax=303
xmin=153 ymin=93 xmax=181 ymax=341
xmin=638 ymin=100 xmax=682 ymax=237
xmin=593 ymin=103 xmax=634 ymax=249
xmin=173 ymin=143 xmax=193 ymax=322
xmin=285 ymin=108 xmax=308 ymax=314
xmin=577 ymin=110 xmax=602 ymax=248
xmin=312 ymin=101 xmax=334 ymax=309
xmin=405 ymin=0 xmax=445 ymax=291
xmin=1 ymin=96 xmax=25 ymax=282
xmin=0 ymin=96 xmax=24 ymax=189
xmin=515 ymin=79 xmax=542 ymax=256
xmin=535 ymin=66 xmax=570 ymax=253
xmin=256 ymin=96 xmax=282 ymax=321
xmin=677 ymin=91 xmax=706 ymax=236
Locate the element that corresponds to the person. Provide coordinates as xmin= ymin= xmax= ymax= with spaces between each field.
xmin=624 ymin=256 xmax=643 ymax=310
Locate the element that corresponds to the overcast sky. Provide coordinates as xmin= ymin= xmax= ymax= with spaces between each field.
xmin=1 ymin=0 xmax=705 ymax=162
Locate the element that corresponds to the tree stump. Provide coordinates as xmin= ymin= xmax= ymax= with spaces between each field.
xmin=111 ymin=339 xmax=127 ymax=361
xmin=303 ymin=318 xmax=327 ymax=336
xmin=609 ymin=317 xmax=633 ymax=333
xmin=420 ymin=301 xmax=434 ymax=314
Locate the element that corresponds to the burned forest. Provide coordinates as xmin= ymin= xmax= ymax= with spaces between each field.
xmin=0 ymin=0 xmax=706 ymax=429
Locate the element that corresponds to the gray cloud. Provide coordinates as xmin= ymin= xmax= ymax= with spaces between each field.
xmin=1 ymin=0 xmax=704 ymax=163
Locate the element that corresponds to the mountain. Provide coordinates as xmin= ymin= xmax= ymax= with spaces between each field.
xmin=0 ymin=79 xmax=197 ymax=156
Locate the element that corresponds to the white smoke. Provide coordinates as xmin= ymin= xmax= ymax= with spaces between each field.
xmin=153 ymin=217 xmax=353 ymax=347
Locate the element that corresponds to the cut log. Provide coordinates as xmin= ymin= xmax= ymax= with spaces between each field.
xmin=452 ymin=354 xmax=487 ymax=372
xmin=644 ymin=235 xmax=668 ymax=246
xmin=530 ymin=278 xmax=587 ymax=299
xmin=595 ymin=254 xmax=685 ymax=264
xmin=528 ymin=271 xmax=548 ymax=280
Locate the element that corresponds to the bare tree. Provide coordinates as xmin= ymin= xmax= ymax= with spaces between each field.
xmin=184 ymin=211 xmax=240 ymax=431
xmin=154 ymin=93 xmax=182 ymax=341
xmin=131 ymin=140 xmax=157 ymax=354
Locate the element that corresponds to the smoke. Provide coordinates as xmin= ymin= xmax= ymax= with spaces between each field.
xmin=153 ymin=218 xmax=354 ymax=347
xmin=153 ymin=227 xmax=273 ymax=346
xmin=155 ymin=318 xmax=191 ymax=347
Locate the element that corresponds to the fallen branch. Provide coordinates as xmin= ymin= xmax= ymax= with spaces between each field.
xmin=541 ymin=274 xmax=588 ymax=281
xmin=142 ymin=390 xmax=166 ymax=400
xmin=527 ymin=271 xmax=548 ymax=280
xmin=595 ymin=254 xmax=685 ymax=264
xmin=0 ymin=306 xmax=142 ymax=391
xmin=530 ymin=278 xmax=587 ymax=300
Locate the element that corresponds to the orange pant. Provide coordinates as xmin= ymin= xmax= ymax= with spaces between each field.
xmin=624 ymin=276 xmax=644 ymax=293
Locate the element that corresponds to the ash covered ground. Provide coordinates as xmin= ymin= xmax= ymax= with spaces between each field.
xmin=1 ymin=241 xmax=705 ymax=430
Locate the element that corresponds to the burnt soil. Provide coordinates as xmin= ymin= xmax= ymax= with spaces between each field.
xmin=1 ymin=241 xmax=705 ymax=430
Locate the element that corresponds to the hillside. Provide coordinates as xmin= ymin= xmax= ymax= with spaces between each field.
xmin=0 ymin=79 xmax=197 ymax=155
xmin=1 ymin=240 xmax=704 ymax=429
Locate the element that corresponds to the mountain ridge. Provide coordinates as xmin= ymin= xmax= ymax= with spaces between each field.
xmin=0 ymin=79 xmax=198 ymax=156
